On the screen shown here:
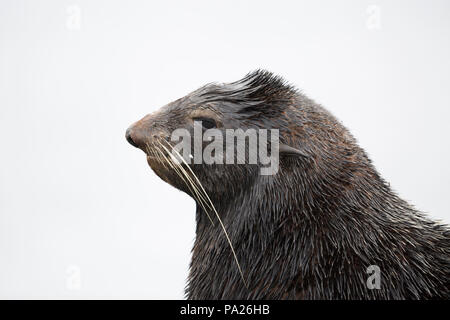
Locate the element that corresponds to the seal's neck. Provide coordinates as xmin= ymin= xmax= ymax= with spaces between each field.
xmin=187 ymin=172 xmax=315 ymax=299
xmin=186 ymin=159 xmax=412 ymax=299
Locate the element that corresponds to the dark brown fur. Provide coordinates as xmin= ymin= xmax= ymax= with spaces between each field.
xmin=126 ymin=70 xmax=450 ymax=299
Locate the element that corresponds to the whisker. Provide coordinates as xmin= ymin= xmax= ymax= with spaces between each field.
xmin=146 ymin=142 xmax=170 ymax=171
xmin=156 ymin=144 xmax=215 ymax=225
xmin=146 ymin=141 xmax=215 ymax=223
xmin=160 ymin=140 xmax=247 ymax=288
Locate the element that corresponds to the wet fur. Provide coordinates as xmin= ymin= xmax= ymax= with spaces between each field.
xmin=130 ymin=70 xmax=450 ymax=299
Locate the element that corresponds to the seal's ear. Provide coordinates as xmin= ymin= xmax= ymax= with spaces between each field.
xmin=279 ymin=143 xmax=309 ymax=158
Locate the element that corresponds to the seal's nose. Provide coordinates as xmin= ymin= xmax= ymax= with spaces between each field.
xmin=127 ymin=113 xmax=165 ymax=152
xmin=126 ymin=128 xmax=139 ymax=148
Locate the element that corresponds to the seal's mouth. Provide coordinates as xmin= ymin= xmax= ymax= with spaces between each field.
xmin=146 ymin=155 xmax=159 ymax=166
xmin=146 ymin=153 xmax=169 ymax=168
xmin=145 ymin=142 xmax=172 ymax=161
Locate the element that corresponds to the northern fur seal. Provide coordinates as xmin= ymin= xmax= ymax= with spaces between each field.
xmin=126 ymin=70 xmax=450 ymax=299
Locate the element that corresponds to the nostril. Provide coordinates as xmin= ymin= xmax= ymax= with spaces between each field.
xmin=126 ymin=128 xmax=139 ymax=148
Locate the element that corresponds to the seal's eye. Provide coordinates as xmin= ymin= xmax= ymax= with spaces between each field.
xmin=193 ymin=117 xmax=217 ymax=129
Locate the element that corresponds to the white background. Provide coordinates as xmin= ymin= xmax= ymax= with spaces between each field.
xmin=0 ymin=0 xmax=449 ymax=299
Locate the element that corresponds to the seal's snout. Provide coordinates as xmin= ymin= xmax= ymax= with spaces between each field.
xmin=125 ymin=124 xmax=149 ymax=151
xmin=126 ymin=113 xmax=167 ymax=153
xmin=125 ymin=128 xmax=139 ymax=148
